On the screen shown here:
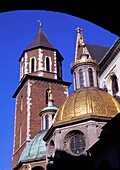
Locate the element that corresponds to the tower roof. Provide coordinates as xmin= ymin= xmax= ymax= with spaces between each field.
xmin=52 ymin=88 xmax=120 ymax=126
xmin=86 ymin=44 xmax=110 ymax=63
xmin=73 ymin=27 xmax=110 ymax=64
xmin=26 ymin=22 xmax=55 ymax=50
xmin=19 ymin=130 xmax=47 ymax=163
xmin=72 ymin=27 xmax=98 ymax=69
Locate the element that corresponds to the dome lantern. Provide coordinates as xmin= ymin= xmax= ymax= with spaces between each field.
xmin=39 ymin=87 xmax=59 ymax=130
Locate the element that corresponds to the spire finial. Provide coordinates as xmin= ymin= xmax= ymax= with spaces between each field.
xmin=38 ymin=20 xmax=42 ymax=27
xmin=76 ymin=27 xmax=83 ymax=35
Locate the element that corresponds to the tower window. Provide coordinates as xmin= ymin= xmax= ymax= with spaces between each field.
xmin=74 ymin=73 xmax=77 ymax=90
xmin=52 ymin=114 xmax=55 ymax=120
xmin=79 ymin=69 xmax=84 ymax=88
xmin=21 ymin=60 xmax=25 ymax=78
xmin=31 ymin=58 xmax=35 ymax=72
xmin=46 ymin=57 xmax=50 ymax=71
xmin=111 ymin=74 xmax=119 ymax=96
xmin=20 ymin=95 xmax=23 ymax=111
xmin=57 ymin=61 xmax=62 ymax=78
xmin=19 ymin=123 xmax=22 ymax=146
xmin=45 ymin=114 xmax=49 ymax=129
xmin=88 ymin=68 xmax=94 ymax=86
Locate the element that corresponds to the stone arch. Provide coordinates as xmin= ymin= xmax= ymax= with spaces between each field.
xmin=0 ymin=2 xmax=120 ymax=36
xmin=32 ymin=166 xmax=45 ymax=170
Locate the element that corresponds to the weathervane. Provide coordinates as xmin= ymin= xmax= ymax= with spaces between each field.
xmin=38 ymin=19 xmax=42 ymax=27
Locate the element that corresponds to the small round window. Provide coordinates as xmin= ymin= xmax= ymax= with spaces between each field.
xmin=69 ymin=133 xmax=86 ymax=156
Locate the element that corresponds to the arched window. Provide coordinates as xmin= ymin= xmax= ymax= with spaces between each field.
xmin=21 ymin=60 xmax=25 ymax=77
xmin=46 ymin=57 xmax=50 ymax=71
xmin=88 ymin=68 xmax=94 ymax=86
xmin=97 ymin=159 xmax=112 ymax=168
xmin=79 ymin=69 xmax=84 ymax=88
xmin=74 ymin=73 xmax=77 ymax=90
xmin=20 ymin=95 xmax=23 ymax=111
xmin=19 ymin=123 xmax=22 ymax=146
xmin=57 ymin=61 xmax=62 ymax=78
xmin=31 ymin=58 xmax=35 ymax=72
xmin=111 ymin=74 xmax=119 ymax=96
xmin=52 ymin=114 xmax=55 ymax=120
xmin=45 ymin=114 xmax=49 ymax=129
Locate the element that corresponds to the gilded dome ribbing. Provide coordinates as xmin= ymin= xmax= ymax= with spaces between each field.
xmin=53 ymin=88 xmax=120 ymax=126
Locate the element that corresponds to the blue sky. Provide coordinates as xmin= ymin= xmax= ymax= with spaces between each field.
xmin=0 ymin=10 xmax=118 ymax=169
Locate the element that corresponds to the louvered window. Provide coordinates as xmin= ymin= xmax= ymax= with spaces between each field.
xmin=46 ymin=57 xmax=50 ymax=71
xmin=79 ymin=69 xmax=84 ymax=88
xmin=31 ymin=58 xmax=35 ymax=72
xmin=45 ymin=114 xmax=49 ymax=129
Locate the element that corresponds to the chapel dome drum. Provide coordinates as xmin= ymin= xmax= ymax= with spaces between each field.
xmin=53 ymin=87 xmax=120 ymax=126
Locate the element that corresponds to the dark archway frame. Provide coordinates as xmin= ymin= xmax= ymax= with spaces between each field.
xmin=0 ymin=1 xmax=120 ymax=37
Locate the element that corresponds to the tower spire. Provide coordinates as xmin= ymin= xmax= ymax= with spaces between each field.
xmin=71 ymin=27 xmax=99 ymax=91
xmin=75 ymin=27 xmax=88 ymax=61
xmin=25 ymin=20 xmax=55 ymax=51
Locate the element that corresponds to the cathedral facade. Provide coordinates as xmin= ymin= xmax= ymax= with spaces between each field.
xmin=12 ymin=23 xmax=120 ymax=170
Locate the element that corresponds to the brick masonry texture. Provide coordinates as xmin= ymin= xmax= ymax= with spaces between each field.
xmin=12 ymin=79 xmax=68 ymax=168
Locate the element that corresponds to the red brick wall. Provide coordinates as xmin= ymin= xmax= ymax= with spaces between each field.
xmin=13 ymin=84 xmax=28 ymax=151
xmin=12 ymin=83 xmax=28 ymax=168
xmin=12 ymin=79 xmax=68 ymax=169
xmin=30 ymin=80 xmax=68 ymax=138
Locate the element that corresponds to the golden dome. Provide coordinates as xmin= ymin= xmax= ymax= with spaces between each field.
xmin=53 ymin=88 xmax=120 ymax=126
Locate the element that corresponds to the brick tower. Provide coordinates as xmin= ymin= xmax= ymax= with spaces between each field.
xmin=12 ymin=22 xmax=71 ymax=169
